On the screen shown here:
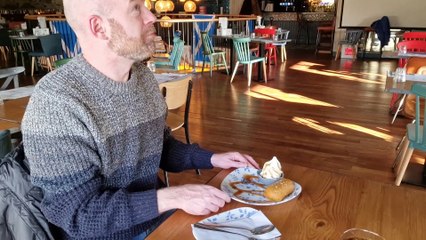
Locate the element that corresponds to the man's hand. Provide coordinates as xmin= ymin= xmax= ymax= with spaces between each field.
xmin=210 ymin=152 xmax=259 ymax=169
xmin=157 ymin=184 xmax=231 ymax=215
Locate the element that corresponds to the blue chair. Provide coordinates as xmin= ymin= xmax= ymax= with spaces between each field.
xmin=28 ymin=34 xmax=63 ymax=76
xmin=394 ymin=83 xmax=426 ymax=185
xmin=230 ymin=37 xmax=267 ymax=87
xmin=153 ymin=36 xmax=184 ymax=71
xmin=201 ymin=31 xmax=229 ymax=77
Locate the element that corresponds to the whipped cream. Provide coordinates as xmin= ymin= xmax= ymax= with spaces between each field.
xmin=260 ymin=156 xmax=283 ymax=179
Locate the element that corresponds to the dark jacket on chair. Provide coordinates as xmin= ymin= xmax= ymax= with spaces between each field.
xmin=0 ymin=144 xmax=57 ymax=240
xmin=371 ymin=16 xmax=390 ymax=47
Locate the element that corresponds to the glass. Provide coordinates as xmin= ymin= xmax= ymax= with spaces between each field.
xmin=399 ymin=45 xmax=407 ymax=54
xmin=394 ymin=67 xmax=406 ymax=82
xmin=340 ymin=228 xmax=385 ymax=240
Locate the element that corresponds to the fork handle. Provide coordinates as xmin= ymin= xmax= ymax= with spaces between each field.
xmin=193 ymin=223 xmax=252 ymax=239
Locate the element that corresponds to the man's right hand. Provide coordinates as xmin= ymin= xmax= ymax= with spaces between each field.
xmin=157 ymin=184 xmax=231 ymax=215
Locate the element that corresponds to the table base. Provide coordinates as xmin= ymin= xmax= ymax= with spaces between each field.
xmin=402 ymin=163 xmax=426 ymax=187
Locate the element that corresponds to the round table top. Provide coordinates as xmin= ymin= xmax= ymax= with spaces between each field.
xmin=0 ymin=66 xmax=25 ymax=78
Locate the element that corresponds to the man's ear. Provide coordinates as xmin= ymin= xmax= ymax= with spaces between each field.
xmin=88 ymin=15 xmax=108 ymax=40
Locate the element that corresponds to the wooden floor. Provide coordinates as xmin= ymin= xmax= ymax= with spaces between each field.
xmin=166 ymin=49 xmax=420 ymax=188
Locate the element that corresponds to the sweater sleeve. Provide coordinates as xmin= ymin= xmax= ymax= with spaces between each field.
xmin=22 ymin=90 xmax=160 ymax=238
xmin=160 ymin=128 xmax=214 ymax=172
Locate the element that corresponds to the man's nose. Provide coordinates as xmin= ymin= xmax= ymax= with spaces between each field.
xmin=143 ymin=7 xmax=157 ymax=25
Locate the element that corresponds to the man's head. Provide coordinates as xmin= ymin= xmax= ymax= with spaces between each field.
xmin=63 ymin=0 xmax=157 ymax=62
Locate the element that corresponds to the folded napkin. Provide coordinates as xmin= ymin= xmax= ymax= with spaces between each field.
xmin=192 ymin=207 xmax=281 ymax=240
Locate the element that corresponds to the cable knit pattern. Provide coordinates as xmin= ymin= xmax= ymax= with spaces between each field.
xmin=22 ymin=55 xmax=214 ymax=239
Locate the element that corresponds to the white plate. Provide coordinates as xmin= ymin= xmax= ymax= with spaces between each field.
xmin=220 ymin=167 xmax=302 ymax=206
xmin=192 ymin=207 xmax=281 ymax=240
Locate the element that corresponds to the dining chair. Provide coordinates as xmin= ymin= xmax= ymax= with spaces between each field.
xmin=397 ymin=40 xmax=426 ymax=67
xmin=200 ymin=31 xmax=229 ymax=77
xmin=0 ymin=29 xmax=12 ymax=63
xmin=28 ymin=34 xmax=63 ymax=76
xmin=153 ymin=36 xmax=185 ymax=71
xmin=230 ymin=37 xmax=267 ymax=87
xmin=159 ymin=77 xmax=200 ymax=186
xmin=10 ymin=37 xmax=33 ymax=73
xmin=272 ymin=30 xmax=290 ymax=62
xmin=254 ymin=28 xmax=278 ymax=65
xmin=54 ymin=57 xmax=72 ymax=69
xmin=334 ymin=30 xmax=363 ymax=60
xmin=394 ymin=83 xmax=426 ymax=186
xmin=315 ymin=17 xmax=335 ymax=55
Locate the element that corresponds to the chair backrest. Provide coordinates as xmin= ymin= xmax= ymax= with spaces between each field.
xmin=254 ymin=28 xmax=276 ymax=38
xmin=159 ymin=77 xmax=192 ymax=111
xmin=38 ymin=34 xmax=63 ymax=56
xmin=344 ymin=30 xmax=363 ymax=44
xmin=411 ymin=84 xmax=426 ymax=146
xmin=0 ymin=29 xmax=11 ymax=47
xmin=201 ymin=31 xmax=215 ymax=55
xmin=233 ymin=37 xmax=252 ymax=62
xmin=397 ymin=40 xmax=426 ymax=52
xmin=170 ymin=38 xmax=184 ymax=70
xmin=403 ymin=32 xmax=426 ymax=41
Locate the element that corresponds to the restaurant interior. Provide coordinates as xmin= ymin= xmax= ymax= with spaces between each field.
xmin=1 ymin=0 xmax=426 ymax=239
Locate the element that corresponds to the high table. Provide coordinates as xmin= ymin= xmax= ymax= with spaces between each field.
xmin=147 ymin=164 xmax=426 ymax=239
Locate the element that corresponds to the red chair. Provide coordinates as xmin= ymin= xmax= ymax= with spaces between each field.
xmin=403 ymin=32 xmax=426 ymax=41
xmin=397 ymin=40 xmax=426 ymax=67
xmin=254 ymin=28 xmax=278 ymax=65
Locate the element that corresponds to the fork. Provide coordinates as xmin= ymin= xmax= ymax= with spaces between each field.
xmin=193 ymin=223 xmax=259 ymax=240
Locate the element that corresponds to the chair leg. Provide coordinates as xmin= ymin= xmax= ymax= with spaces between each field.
xmin=247 ymin=63 xmax=252 ymax=87
xmin=262 ymin=61 xmax=268 ymax=83
xmin=335 ymin=44 xmax=342 ymax=60
xmin=230 ymin=61 xmax=240 ymax=83
xmin=47 ymin=57 xmax=53 ymax=72
xmin=222 ymin=53 xmax=229 ymax=75
xmin=163 ymin=170 xmax=170 ymax=187
xmin=393 ymin=134 xmax=409 ymax=170
xmin=395 ymin=147 xmax=414 ymax=186
xmin=209 ymin=55 xmax=213 ymax=77
xmin=31 ymin=57 xmax=35 ymax=77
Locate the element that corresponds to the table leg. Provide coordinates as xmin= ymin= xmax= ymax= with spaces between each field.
xmin=256 ymin=43 xmax=265 ymax=82
xmin=402 ymin=162 xmax=426 ymax=187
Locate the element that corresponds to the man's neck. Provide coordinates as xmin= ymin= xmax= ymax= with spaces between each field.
xmin=83 ymin=51 xmax=134 ymax=83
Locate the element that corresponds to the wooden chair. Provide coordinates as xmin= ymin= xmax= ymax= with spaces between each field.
xmin=28 ymin=34 xmax=63 ymax=76
xmin=315 ymin=18 xmax=335 ymax=55
xmin=254 ymin=28 xmax=278 ymax=65
xmin=231 ymin=37 xmax=267 ymax=87
xmin=200 ymin=31 xmax=229 ymax=77
xmin=335 ymin=30 xmax=363 ymax=60
xmin=394 ymin=83 xmax=426 ymax=186
xmin=159 ymin=77 xmax=200 ymax=186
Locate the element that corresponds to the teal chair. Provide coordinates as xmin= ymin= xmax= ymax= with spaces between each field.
xmin=54 ymin=57 xmax=72 ymax=69
xmin=0 ymin=130 xmax=12 ymax=159
xmin=394 ymin=83 xmax=426 ymax=186
xmin=201 ymin=31 xmax=229 ymax=77
xmin=153 ymin=36 xmax=184 ymax=71
xmin=230 ymin=37 xmax=267 ymax=87
xmin=29 ymin=34 xmax=63 ymax=76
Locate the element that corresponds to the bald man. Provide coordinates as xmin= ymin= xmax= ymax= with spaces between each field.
xmin=22 ymin=1 xmax=258 ymax=239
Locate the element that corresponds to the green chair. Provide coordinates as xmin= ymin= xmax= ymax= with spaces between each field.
xmin=0 ymin=130 xmax=12 ymax=159
xmin=54 ymin=57 xmax=72 ymax=69
xmin=201 ymin=31 xmax=229 ymax=77
xmin=230 ymin=37 xmax=267 ymax=87
xmin=153 ymin=36 xmax=184 ymax=71
xmin=394 ymin=83 xmax=426 ymax=186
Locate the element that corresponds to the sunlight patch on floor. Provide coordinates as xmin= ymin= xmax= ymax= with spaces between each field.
xmin=328 ymin=121 xmax=394 ymax=142
xmin=290 ymin=61 xmax=384 ymax=84
xmin=293 ymin=117 xmax=344 ymax=135
xmin=246 ymin=85 xmax=340 ymax=107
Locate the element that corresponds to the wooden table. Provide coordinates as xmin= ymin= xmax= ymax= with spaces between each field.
xmin=147 ymin=164 xmax=426 ymax=240
xmin=0 ymin=97 xmax=29 ymax=123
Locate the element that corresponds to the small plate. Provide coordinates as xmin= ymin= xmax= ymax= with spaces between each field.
xmin=220 ymin=167 xmax=302 ymax=206
xmin=192 ymin=207 xmax=281 ymax=240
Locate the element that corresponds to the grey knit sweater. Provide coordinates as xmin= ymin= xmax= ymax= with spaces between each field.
xmin=22 ymin=55 xmax=213 ymax=239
